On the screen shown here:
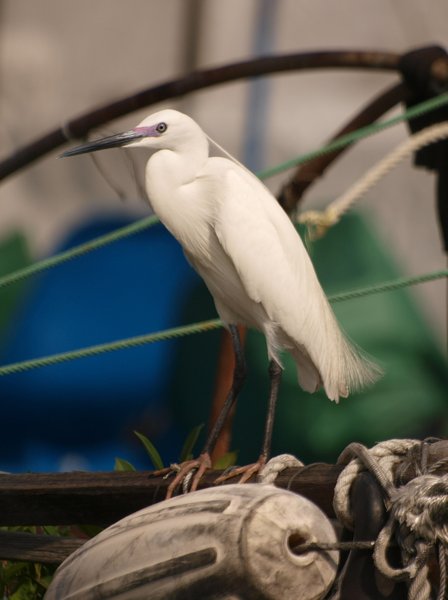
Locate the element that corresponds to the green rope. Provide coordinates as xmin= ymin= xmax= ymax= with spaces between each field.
xmin=328 ymin=268 xmax=448 ymax=303
xmin=0 ymin=92 xmax=447 ymax=291
xmin=0 ymin=319 xmax=222 ymax=376
xmin=257 ymin=92 xmax=448 ymax=179
xmin=0 ymin=215 xmax=159 ymax=290
xmin=0 ymin=269 xmax=445 ymax=377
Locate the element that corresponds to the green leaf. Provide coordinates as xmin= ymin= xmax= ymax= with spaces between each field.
xmin=10 ymin=579 xmax=40 ymax=600
xmin=114 ymin=457 xmax=136 ymax=472
xmin=133 ymin=431 xmax=164 ymax=470
xmin=33 ymin=562 xmax=42 ymax=581
xmin=41 ymin=525 xmax=63 ymax=537
xmin=179 ymin=424 xmax=204 ymax=462
xmin=1 ymin=561 xmax=29 ymax=583
xmin=213 ymin=450 xmax=238 ymax=470
xmin=36 ymin=574 xmax=53 ymax=590
xmin=78 ymin=524 xmax=103 ymax=538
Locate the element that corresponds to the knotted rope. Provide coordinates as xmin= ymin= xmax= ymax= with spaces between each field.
xmin=333 ymin=439 xmax=448 ymax=600
xmin=258 ymin=453 xmax=304 ymax=484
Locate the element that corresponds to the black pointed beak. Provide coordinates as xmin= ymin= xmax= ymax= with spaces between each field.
xmin=60 ymin=129 xmax=146 ymax=158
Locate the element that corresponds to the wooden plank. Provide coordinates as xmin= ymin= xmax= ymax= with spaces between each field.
xmin=0 ymin=464 xmax=342 ymax=526
xmin=0 ymin=440 xmax=445 ymax=528
xmin=1 ymin=440 xmax=447 ymax=565
xmin=0 ymin=530 xmax=85 ymax=564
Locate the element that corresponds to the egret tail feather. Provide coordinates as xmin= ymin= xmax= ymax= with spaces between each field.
xmin=295 ymin=333 xmax=382 ymax=403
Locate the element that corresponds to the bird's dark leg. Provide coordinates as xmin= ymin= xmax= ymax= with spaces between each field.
xmin=161 ymin=324 xmax=246 ymax=498
xmin=203 ymin=324 xmax=247 ymax=454
xmin=215 ymin=358 xmax=282 ymax=484
xmin=260 ymin=359 xmax=282 ymax=459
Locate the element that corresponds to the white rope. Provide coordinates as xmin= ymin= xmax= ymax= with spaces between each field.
xmin=333 ymin=440 xmax=448 ymax=600
xmin=333 ymin=439 xmax=419 ymax=530
xmin=257 ymin=453 xmax=304 ymax=484
xmin=298 ymin=121 xmax=448 ymax=239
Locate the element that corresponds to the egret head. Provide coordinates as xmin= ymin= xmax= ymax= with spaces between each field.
xmin=60 ymin=110 xmax=205 ymax=158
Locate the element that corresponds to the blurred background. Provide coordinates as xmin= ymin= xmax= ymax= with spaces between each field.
xmin=0 ymin=0 xmax=447 ymax=473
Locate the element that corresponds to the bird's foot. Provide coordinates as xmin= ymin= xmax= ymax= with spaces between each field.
xmin=150 ymin=453 xmax=212 ymax=499
xmin=214 ymin=454 xmax=267 ymax=485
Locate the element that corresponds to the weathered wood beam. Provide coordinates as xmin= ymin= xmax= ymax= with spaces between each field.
xmin=0 ymin=441 xmax=447 ymax=565
xmin=0 ymin=530 xmax=84 ymax=564
xmin=0 ymin=463 xmax=342 ymax=527
xmin=1 ymin=440 xmax=447 ymax=528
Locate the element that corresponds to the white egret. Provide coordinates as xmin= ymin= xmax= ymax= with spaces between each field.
xmin=62 ymin=109 xmax=380 ymax=495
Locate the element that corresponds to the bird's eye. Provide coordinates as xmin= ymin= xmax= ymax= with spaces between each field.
xmin=156 ymin=122 xmax=167 ymax=134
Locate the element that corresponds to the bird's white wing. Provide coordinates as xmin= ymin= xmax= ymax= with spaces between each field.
xmin=210 ymin=160 xmax=380 ymax=400
xmin=212 ymin=161 xmax=324 ymax=336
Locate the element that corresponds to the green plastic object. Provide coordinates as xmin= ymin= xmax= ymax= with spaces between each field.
xmin=0 ymin=232 xmax=32 ymax=342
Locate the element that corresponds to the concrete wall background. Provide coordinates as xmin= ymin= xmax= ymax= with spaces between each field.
xmin=0 ymin=0 xmax=447 ymax=343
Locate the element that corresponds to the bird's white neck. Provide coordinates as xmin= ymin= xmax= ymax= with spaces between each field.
xmin=147 ymin=131 xmax=208 ymax=185
xmin=146 ymin=134 xmax=207 ymax=199
xmin=144 ymin=133 xmax=210 ymax=237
